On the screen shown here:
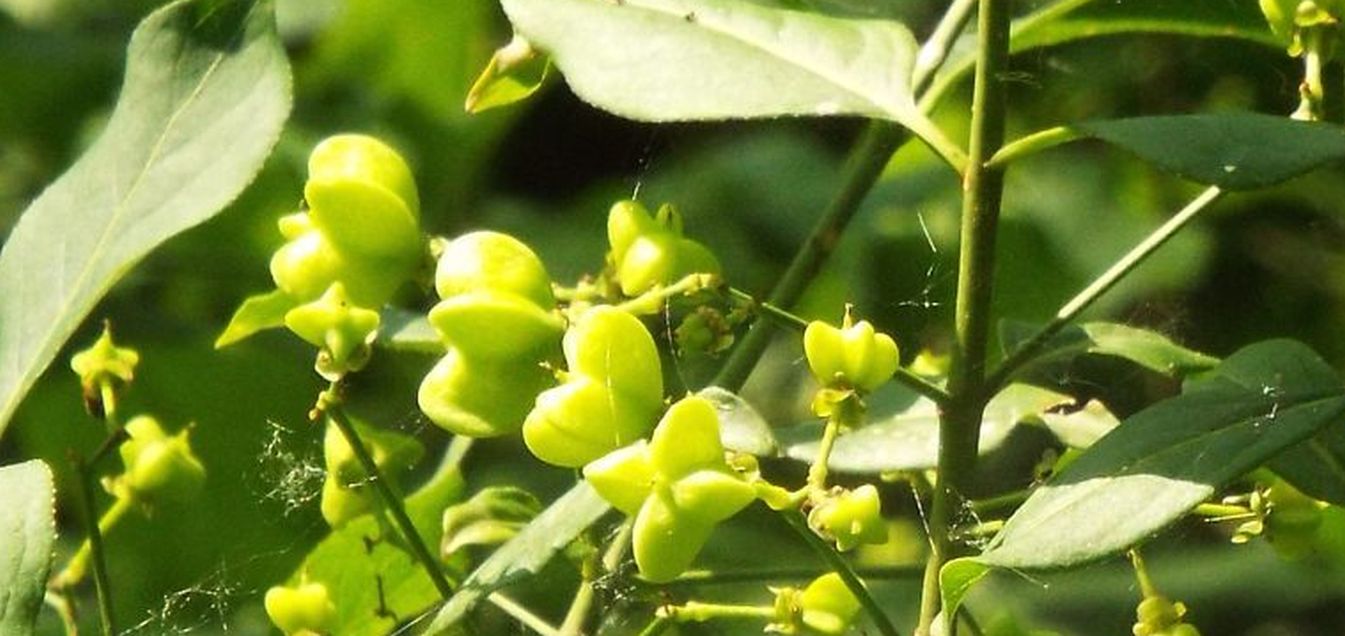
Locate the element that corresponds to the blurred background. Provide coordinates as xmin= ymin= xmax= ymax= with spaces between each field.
xmin=3 ymin=0 xmax=1345 ymax=634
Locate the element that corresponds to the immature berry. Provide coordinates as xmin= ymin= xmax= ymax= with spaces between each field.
xmin=808 ymin=484 xmax=887 ymax=551
xmin=583 ymin=396 xmax=756 ymax=582
xmin=607 ymin=200 xmax=721 ymax=296
xmin=523 ymin=306 xmax=663 ymax=466
xmin=803 ymin=311 xmax=899 ymax=394
xmin=111 ymin=416 xmax=205 ymax=506
xmin=767 ymin=573 xmax=861 ymax=635
xmin=265 ymin=581 xmax=336 ymax=636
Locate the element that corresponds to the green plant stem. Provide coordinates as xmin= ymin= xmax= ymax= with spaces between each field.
xmin=985 ymin=186 xmax=1225 ymax=390
xmin=637 ymin=615 xmax=673 ymax=636
xmin=968 ymin=489 xmax=1029 ymax=515
xmin=73 ymin=456 xmax=116 ymax=636
xmin=711 ymin=0 xmax=980 ymax=393
xmin=660 ymin=601 xmax=777 ymax=623
xmin=559 ymin=520 xmax=633 ymax=636
xmin=489 ymin=592 xmax=563 ymax=636
xmin=725 ymin=286 xmax=952 ymax=404
xmin=780 ymin=509 xmax=902 ymax=636
xmin=658 ymin=565 xmax=925 ymax=586
xmin=316 ymin=381 xmax=454 ymax=599
xmin=985 ymin=126 xmax=1081 ymax=168
xmin=612 ymin=273 xmax=716 ymax=315
xmin=1129 ymin=549 xmax=1159 ymax=599
xmin=55 ymin=495 xmax=132 ymax=590
xmin=919 ymin=1 xmax=1011 ymax=633
xmin=43 ymin=591 xmax=79 ymax=636
xmin=807 ymin=415 xmax=843 ymax=491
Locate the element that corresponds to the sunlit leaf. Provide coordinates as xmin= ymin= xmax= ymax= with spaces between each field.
xmin=782 ymin=384 xmax=1073 ymax=473
xmin=0 ymin=461 xmax=54 ymax=636
xmin=424 ymin=481 xmax=611 ymax=632
xmin=978 ymin=340 xmax=1345 ymax=570
xmin=0 ymin=0 xmax=291 ymax=438
xmin=1000 ymin=321 xmax=1219 ymax=380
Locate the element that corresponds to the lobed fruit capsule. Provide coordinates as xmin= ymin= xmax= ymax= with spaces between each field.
xmin=112 ymin=415 xmax=205 ymax=506
xmin=607 ymin=200 xmax=721 ymax=296
xmin=808 ymin=484 xmax=888 ymax=551
xmin=265 ymin=581 xmax=336 ymax=636
xmin=803 ymin=312 xmax=899 ymax=394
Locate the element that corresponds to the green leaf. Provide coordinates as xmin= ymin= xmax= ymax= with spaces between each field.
xmin=441 ymin=486 xmax=543 ymax=560
xmin=286 ymin=453 xmax=466 ymax=636
xmin=926 ymin=0 xmax=1277 ymax=107
xmin=1269 ymin=424 xmax=1345 ymax=506
xmin=0 ymin=460 xmax=55 ymax=636
xmin=376 ymin=306 xmax=445 ymax=354
xmin=782 ymin=384 xmax=1073 ymax=473
xmin=1073 ymin=114 xmax=1345 ymax=190
xmin=1011 ymin=0 xmax=1276 ymax=52
xmin=1040 ymin=399 xmax=1121 ymax=449
xmin=424 ymin=481 xmax=611 ymax=633
xmin=978 ymin=340 xmax=1345 ymax=570
xmin=465 ymin=36 xmax=551 ymax=114
xmin=939 ymin=558 xmax=990 ymax=636
xmin=0 ymin=0 xmax=291 ymax=438
xmin=498 ymin=0 xmax=930 ymax=129
xmin=697 ymin=386 xmax=778 ymax=456
xmin=214 ymin=290 xmax=296 ymax=348
xmin=1001 ymin=321 xmax=1219 ymax=380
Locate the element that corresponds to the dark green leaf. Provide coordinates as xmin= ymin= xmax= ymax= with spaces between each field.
xmin=498 ymin=0 xmax=930 ymax=130
xmin=978 ymin=340 xmax=1345 ymax=570
xmin=782 ymin=384 xmax=1073 ymax=473
xmin=0 ymin=460 xmax=55 ymax=636
xmin=424 ymin=481 xmax=611 ymax=633
xmin=377 ymin=306 xmax=445 ymax=354
xmin=1074 ymin=114 xmax=1345 ymax=190
xmin=1270 ymin=424 xmax=1345 ymax=506
xmin=1001 ymin=321 xmax=1219 ymax=380
xmin=698 ymin=386 xmax=778 ymax=456
xmin=0 ymin=0 xmax=291 ymax=438
xmin=288 ymin=454 xmax=466 ymax=636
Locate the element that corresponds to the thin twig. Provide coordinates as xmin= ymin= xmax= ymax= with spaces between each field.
xmin=780 ymin=510 xmax=902 ymax=636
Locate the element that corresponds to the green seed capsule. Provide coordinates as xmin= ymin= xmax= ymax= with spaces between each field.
xmin=114 ymin=416 xmax=205 ymax=506
xmin=808 ymin=484 xmax=888 ymax=551
xmin=606 ymin=200 xmax=721 ymax=296
xmin=803 ymin=314 xmax=899 ymax=393
xmin=798 ymin=573 xmax=861 ymax=635
xmin=265 ymin=581 xmax=336 ymax=636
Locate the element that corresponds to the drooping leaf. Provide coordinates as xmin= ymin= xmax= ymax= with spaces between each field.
xmin=1073 ymin=114 xmax=1345 ymax=190
xmin=978 ymin=340 xmax=1345 ymax=570
xmin=939 ymin=558 xmax=990 ymax=636
xmin=781 ymin=384 xmax=1073 ymax=473
xmin=441 ymin=487 xmax=543 ymax=560
xmin=1000 ymin=321 xmax=1219 ymax=380
xmin=697 ymin=386 xmax=778 ymax=456
xmin=287 ymin=453 xmax=466 ymax=636
xmin=0 ymin=0 xmax=291 ymax=438
xmin=498 ymin=0 xmax=936 ymax=135
xmin=0 ymin=460 xmax=55 ymax=636
xmin=377 ymin=306 xmax=445 ymax=354
xmin=424 ymin=481 xmax=611 ymax=633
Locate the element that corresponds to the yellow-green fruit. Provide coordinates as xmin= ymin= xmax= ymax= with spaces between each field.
xmin=803 ymin=317 xmax=899 ymax=393
xmin=1265 ymin=480 xmax=1327 ymax=560
xmin=523 ymin=306 xmax=663 ymax=467
xmin=434 ymin=231 xmax=555 ymax=309
xmin=798 ymin=573 xmax=862 ymax=635
xmin=418 ymin=349 xmax=555 ymax=438
xmin=304 ymin=134 xmax=421 ymax=257
xmin=116 ymin=416 xmax=205 ymax=505
xmin=264 ymin=581 xmax=336 ymax=635
xmin=808 ymin=484 xmax=888 ymax=551
xmin=607 ymin=200 xmax=721 ymax=296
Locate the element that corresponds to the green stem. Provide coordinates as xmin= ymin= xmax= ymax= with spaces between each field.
xmin=919 ymin=0 xmax=1011 ymax=633
xmin=985 ymin=126 xmax=1081 ymax=169
xmin=612 ymin=273 xmax=717 ymax=315
xmin=780 ymin=510 xmax=902 ymax=636
xmin=1295 ymin=36 xmax=1327 ymax=121
xmin=1193 ymin=503 xmax=1252 ymax=519
xmin=659 ymin=602 xmax=777 ymax=623
xmin=985 ymin=186 xmax=1224 ymax=390
xmin=43 ymin=591 xmax=80 ymax=636
xmin=711 ymin=0 xmax=980 ymax=393
xmin=74 ymin=456 xmax=116 ymax=636
xmin=660 ymin=565 xmax=925 ymax=586
xmin=807 ymin=415 xmax=843 ymax=491
xmin=559 ymin=520 xmax=633 ymax=636
xmin=317 ymin=381 xmax=454 ymax=599
xmin=489 ymin=592 xmax=563 ymax=636
xmin=1129 ymin=549 xmax=1159 ymax=599
xmin=55 ymin=496 xmax=132 ymax=590
xmin=968 ymin=489 xmax=1029 ymax=516
xmin=637 ymin=615 xmax=673 ymax=636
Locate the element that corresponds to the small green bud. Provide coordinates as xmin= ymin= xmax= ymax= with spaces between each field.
xmin=808 ymin=484 xmax=887 ymax=551
xmin=607 ymin=200 xmax=721 ymax=296
xmin=803 ymin=311 xmax=899 ymax=393
xmin=112 ymin=416 xmax=205 ymax=506
xmin=284 ymin=283 xmax=381 ymax=380
xmin=70 ymin=323 xmax=140 ymax=415
xmin=265 ymin=581 xmax=336 ymax=636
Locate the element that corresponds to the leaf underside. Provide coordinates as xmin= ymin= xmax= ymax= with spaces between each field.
xmin=0 ymin=460 xmax=55 ymax=636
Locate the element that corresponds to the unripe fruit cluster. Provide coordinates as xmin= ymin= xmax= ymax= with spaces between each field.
xmin=418 ymin=231 xmax=564 ymax=437
xmin=608 ymin=200 xmax=721 ymax=296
